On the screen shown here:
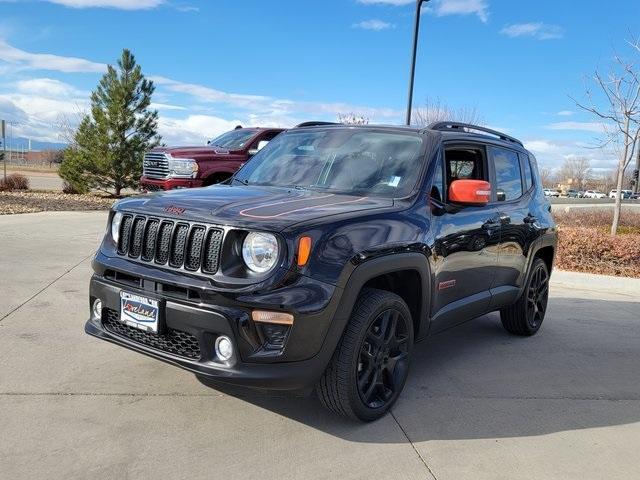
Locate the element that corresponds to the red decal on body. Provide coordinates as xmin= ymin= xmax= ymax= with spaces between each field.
xmin=438 ymin=280 xmax=456 ymax=290
xmin=240 ymin=195 xmax=368 ymax=219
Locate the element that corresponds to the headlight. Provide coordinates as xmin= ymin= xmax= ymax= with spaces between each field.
xmin=111 ymin=211 xmax=123 ymax=244
xmin=168 ymin=157 xmax=198 ymax=177
xmin=242 ymin=232 xmax=279 ymax=273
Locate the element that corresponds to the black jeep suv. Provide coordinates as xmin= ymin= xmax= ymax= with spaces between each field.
xmin=86 ymin=122 xmax=557 ymax=421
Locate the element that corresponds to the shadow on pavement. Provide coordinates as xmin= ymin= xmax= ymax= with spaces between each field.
xmin=198 ymin=295 xmax=640 ymax=442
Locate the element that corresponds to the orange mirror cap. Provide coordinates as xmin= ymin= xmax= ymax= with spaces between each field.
xmin=297 ymin=236 xmax=312 ymax=267
xmin=449 ymin=180 xmax=491 ymax=205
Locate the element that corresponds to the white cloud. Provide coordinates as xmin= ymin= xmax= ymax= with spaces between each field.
xmin=0 ymin=41 xmax=406 ymax=146
xmin=352 ymin=19 xmax=395 ymax=31
xmin=545 ymin=121 xmax=608 ymax=133
xmin=0 ymin=39 xmax=106 ymax=73
xmin=358 ymin=0 xmax=489 ymax=23
xmin=500 ymin=22 xmax=564 ymax=40
xmin=150 ymin=102 xmax=187 ymax=111
xmin=158 ymin=115 xmax=242 ymax=145
xmin=557 ymin=110 xmax=575 ymax=116
xmin=429 ymin=0 xmax=489 ymax=23
xmin=16 ymin=77 xmax=86 ymax=97
xmin=44 ymin=0 xmax=165 ymax=9
xmin=524 ymin=138 xmax=617 ymax=171
xmin=357 ymin=0 xmax=413 ymax=5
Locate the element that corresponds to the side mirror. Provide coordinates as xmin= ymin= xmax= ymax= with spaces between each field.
xmin=449 ymin=179 xmax=491 ymax=206
xmin=248 ymin=140 xmax=269 ymax=157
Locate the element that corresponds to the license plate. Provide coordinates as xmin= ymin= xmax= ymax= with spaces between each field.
xmin=119 ymin=292 xmax=160 ymax=333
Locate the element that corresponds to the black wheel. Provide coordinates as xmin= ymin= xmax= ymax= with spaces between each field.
xmin=317 ymin=288 xmax=414 ymax=421
xmin=500 ymin=257 xmax=550 ymax=336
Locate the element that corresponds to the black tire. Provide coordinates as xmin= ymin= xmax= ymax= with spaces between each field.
xmin=500 ymin=257 xmax=550 ymax=336
xmin=317 ymin=288 xmax=414 ymax=421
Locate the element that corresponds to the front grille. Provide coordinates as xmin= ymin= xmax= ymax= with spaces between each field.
xmin=117 ymin=214 xmax=223 ymax=273
xmin=143 ymin=152 xmax=170 ymax=179
xmin=103 ymin=308 xmax=201 ymax=360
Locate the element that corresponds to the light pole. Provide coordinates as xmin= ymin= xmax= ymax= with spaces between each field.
xmin=405 ymin=0 xmax=430 ymax=126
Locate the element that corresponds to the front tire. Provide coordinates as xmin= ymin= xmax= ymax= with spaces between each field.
xmin=500 ymin=257 xmax=550 ymax=336
xmin=317 ymin=288 xmax=414 ymax=421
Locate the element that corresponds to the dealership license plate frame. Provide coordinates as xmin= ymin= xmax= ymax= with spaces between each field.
xmin=119 ymin=291 xmax=165 ymax=334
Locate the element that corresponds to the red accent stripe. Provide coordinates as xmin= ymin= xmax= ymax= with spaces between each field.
xmin=240 ymin=196 xmax=368 ymax=219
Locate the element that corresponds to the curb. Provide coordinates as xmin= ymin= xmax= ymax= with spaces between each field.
xmin=551 ymin=269 xmax=640 ymax=297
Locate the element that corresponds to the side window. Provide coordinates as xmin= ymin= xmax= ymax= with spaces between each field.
xmin=490 ymin=147 xmax=523 ymax=201
xmin=430 ymin=156 xmax=445 ymax=202
xmin=441 ymin=145 xmax=487 ymax=203
xmin=520 ymin=153 xmax=533 ymax=191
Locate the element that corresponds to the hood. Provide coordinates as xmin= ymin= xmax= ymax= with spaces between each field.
xmin=150 ymin=145 xmax=233 ymax=157
xmin=115 ymin=185 xmax=394 ymax=231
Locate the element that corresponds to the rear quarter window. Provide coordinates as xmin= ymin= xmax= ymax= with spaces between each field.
xmin=490 ymin=147 xmax=523 ymax=201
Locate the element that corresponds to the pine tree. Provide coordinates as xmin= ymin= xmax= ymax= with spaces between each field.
xmin=60 ymin=49 xmax=160 ymax=196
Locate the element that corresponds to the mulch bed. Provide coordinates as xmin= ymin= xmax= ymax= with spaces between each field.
xmin=0 ymin=191 xmax=117 ymax=215
xmin=554 ymin=210 xmax=640 ymax=278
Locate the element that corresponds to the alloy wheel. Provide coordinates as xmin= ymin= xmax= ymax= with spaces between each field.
xmin=356 ymin=309 xmax=410 ymax=409
xmin=526 ymin=264 xmax=549 ymax=329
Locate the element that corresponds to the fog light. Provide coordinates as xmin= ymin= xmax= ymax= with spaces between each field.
xmin=215 ymin=336 xmax=233 ymax=361
xmin=92 ymin=298 xmax=102 ymax=321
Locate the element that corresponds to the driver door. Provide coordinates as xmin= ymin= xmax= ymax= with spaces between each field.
xmin=428 ymin=143 xmax=501 ymax=333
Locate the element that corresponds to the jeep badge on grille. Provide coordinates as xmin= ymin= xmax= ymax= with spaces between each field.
xmin=164 ymin=206 xmax=186 ymax=215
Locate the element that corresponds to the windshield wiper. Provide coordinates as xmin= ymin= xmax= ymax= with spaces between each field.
xmin=232 ymin=177 xmax=250 ymax=186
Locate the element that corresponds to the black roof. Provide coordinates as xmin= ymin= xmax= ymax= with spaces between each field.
xmin=292 ymin=121 xmax=524 ymax=148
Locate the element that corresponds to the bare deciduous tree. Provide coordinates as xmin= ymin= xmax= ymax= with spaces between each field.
xmin=412 ymin=97 xmax=484 ymax=127
xmin=539 ymin=167 xmax=555 ymax=188
xmin=573 ymin=37 xmax=640 ymax=235
xmin=558 ymin=156 xmax=591 ymax=190
xmin=337 ymin=113 xmax=369 ymax=125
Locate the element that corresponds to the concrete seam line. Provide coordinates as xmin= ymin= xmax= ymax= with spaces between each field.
xmin=0 ymin=392 xmax=225 ymax=398
xmin=0 ymin=253 xmax=94 ymax=324
xmin=390 ymin=410 xmax=438 ymax=480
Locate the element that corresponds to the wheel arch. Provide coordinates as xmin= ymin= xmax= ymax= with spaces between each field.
xmin=333 ymin=253 xmax=432 ymax=340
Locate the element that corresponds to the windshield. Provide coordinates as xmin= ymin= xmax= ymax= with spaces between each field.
xmin=209 ymin=129 xmax=257 ymax=150
xmin=234 ymin=128 xmax=425 ymax=197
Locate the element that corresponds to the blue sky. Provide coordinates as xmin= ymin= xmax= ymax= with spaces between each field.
xmin=0 ymin=0 xmax=639 ymax=171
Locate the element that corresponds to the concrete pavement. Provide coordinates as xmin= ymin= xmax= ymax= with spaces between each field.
xmin=1 ymin=211 xmax=639 ymax=480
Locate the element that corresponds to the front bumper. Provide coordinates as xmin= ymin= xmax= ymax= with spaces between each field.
xmin=139 ymin=176 xmax=204 ymax=191
xmin=85 ymin=268 xmax=345 ymax=390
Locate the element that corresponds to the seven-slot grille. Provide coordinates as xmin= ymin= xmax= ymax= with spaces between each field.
xmin=143 ymin=152 xmax=170 ymax=179
xmin=117 ymin=214 xmax=223 ymax=273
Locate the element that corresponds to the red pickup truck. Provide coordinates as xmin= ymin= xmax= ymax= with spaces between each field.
xmin=140 ymin=127 xmax=284 ymax=191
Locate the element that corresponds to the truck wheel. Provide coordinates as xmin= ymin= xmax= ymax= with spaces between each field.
xmin=317 ymin=288 xmax=413 ymax=421
xmin=500 ymin=258 xmax=549 ymax=336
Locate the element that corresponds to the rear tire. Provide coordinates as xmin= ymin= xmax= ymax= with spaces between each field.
xmin=317 ymin=288 xmax=414 ymax=421
xmin=500 ymin=257 xmax=549 ymax=336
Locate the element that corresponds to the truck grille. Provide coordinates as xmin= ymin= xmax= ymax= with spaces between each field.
xmin=117 ymin=214 xmax=224 ymax=274
xmin=143 ymin=152 xmax=170 ymax=179
xmin=103 ymin=308 xmax=201 ymax=360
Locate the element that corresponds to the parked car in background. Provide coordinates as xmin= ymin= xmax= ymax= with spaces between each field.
xmin=566 ymin=189 xmax=581 ymax=198
xmin=609 ymin=189 xmax=633 ymax=199
xmin=578 ymin=191 xmax=585 ymax=198
xmin=584 ymin=190 xmax=606 ymax=199
xmin=139 ymin=127 xmax=284 ymax=191
xmin=543 ymin=188 xmax=560 ymax=197
xmin=631 ymin=192 xmax=640 ymax=200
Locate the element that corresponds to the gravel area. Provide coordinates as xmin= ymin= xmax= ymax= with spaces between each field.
xmin=0 ymin=191 xmax=117 ymax=215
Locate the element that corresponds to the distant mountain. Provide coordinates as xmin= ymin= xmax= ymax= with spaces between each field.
xmin=0 ymin=136 xmax=67 ymax=151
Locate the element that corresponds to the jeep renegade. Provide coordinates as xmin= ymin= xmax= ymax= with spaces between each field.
xmin=86 ymin=122 xmax=557 ymax=421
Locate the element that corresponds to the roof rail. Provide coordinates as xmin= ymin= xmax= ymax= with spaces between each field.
xmin=294 ymin=121 xmax=340 ymax=128
xmin=427 ymin=122 xmax=523 ymax=146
